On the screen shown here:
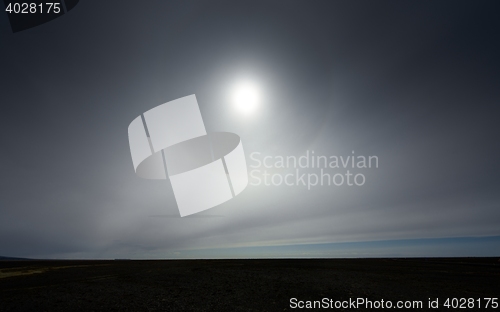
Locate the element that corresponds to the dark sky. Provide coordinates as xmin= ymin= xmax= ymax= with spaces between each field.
xmin=1 ymin=1 xmax=499 ymax=259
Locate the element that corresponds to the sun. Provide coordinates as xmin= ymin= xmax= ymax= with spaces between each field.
xmin=231 ymin=81 xmax=260 ymax=114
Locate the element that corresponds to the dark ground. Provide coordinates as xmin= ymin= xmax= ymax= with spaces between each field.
xmin=0 ymin=258 xmax=499 ymax=311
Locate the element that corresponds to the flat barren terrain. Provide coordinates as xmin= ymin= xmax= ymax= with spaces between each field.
xmin=0 ymin=258 xmax=499 ymax=311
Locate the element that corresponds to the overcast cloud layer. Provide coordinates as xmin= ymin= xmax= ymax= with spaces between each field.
xmin=0 ymin=1 xmax=499 ymax=259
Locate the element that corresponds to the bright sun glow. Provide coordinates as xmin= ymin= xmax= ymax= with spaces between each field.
xmin=232 ymin=81 xmax=260 ymax=114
